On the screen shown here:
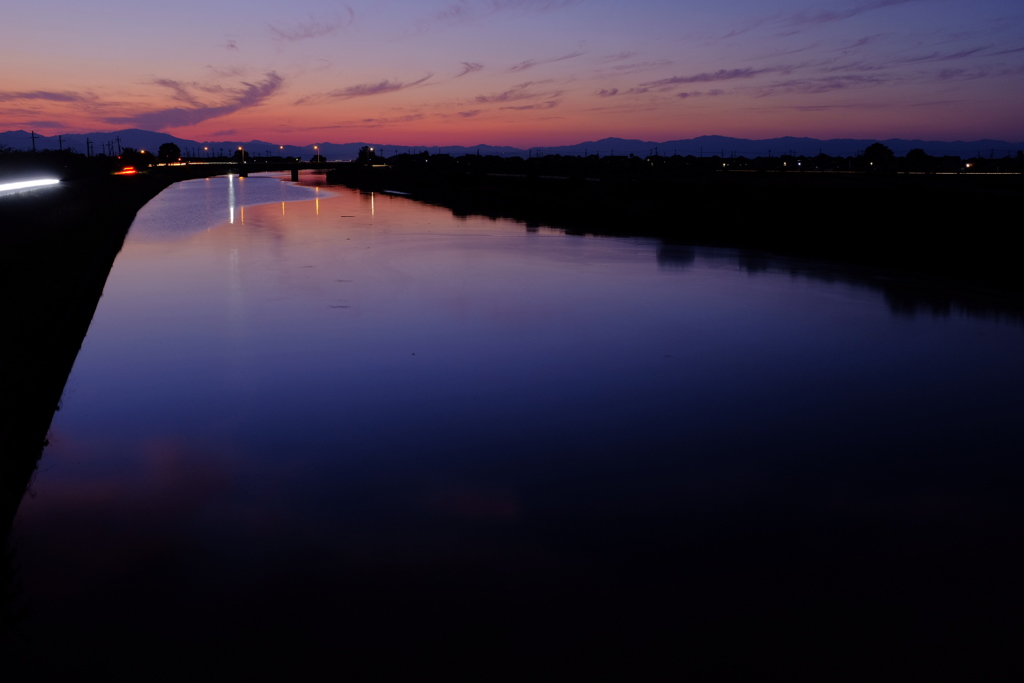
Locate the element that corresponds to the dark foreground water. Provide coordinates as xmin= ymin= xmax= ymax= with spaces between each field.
xmin=5 ymin=172 xmax=1024 ymax=680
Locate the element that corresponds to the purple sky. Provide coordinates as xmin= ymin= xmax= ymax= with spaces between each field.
xmin=2 ymin=0 xmax=1022 ymax=145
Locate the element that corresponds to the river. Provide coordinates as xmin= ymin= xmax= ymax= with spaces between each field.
xmin=6 ymin=171 xmax=1024 ymax=679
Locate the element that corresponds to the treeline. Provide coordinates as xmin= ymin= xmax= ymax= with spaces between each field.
xmin=375 ymin=142 xmax=1024 ymax=177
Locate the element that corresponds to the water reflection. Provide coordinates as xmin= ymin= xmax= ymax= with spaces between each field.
xmin=657 ymin=243 xmax=1024 ymax=324
xmin=6 ymin=172 xmax=1024 ymax=679
xmin=129 ymin=173 xmax=325 ymax=240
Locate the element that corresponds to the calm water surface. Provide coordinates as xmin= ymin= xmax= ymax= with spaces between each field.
xmin=9 ymin=172 xmax=1024 ymax=679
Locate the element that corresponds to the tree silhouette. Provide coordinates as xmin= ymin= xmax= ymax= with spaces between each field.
xmin=864 ymin=142 xmax=894 ymax=162
xmin=863 ymin=142 xmax=894 ymax=172
xmin=905 ymin=148 xmax=932 ymax=172
xmin=158 ymin=142 xmax=181 ymax=163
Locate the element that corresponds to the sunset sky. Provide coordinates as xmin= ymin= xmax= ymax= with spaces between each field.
xmin=2 ymin=0 xmax=1022 ymax=146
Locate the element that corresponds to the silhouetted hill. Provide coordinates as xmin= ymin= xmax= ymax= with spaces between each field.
xmin=3 ymin=129 xmax=1021 ymax=161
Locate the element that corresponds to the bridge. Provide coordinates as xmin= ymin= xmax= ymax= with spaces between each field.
xmin=151 ymin=159 xmax=350 ymax=182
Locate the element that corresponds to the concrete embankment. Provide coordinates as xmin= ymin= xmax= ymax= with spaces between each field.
xmin=0 ymin=173 xmax=177 ymax=534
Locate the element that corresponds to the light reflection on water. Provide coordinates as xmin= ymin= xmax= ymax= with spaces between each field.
xmin=9 ymin=172 xmax=1024 ymax=678
xmin=127 ymin=173 xmax=327 ymax=239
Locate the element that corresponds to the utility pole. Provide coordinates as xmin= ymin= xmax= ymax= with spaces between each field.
xmin=86 ymin=138 xmax=92 ymax=157
xmin=58 ymin=135 xmax=63 ymax=152
xmin=30 ymin=130 xmax=38 ymax=152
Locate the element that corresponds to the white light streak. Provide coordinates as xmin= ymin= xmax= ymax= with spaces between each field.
xmin=0 ymin=178 xmax=60 ymax=194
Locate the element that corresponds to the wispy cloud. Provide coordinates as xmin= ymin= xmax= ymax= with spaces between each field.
xmin=105 ymin=72 xmax=283 ymax=130
xmin=315 ymin=112 xmax=427 ymax=129
xmin=839 ymin=34 xmax=889 ymax=51
xmin=820 ymin=59 xmax=888 ymax=72
xmin=152 ymin=79 xmax=202 ymax=106
xmin=269 ymin=9 xmax=356 ymax=42
xmin=595 ymin=86 xmax=651 ymax=97
xmin=755 ymin=74 xmax=892 ymax=97
xmin=591 ymin=60 xmax=673 ymax=81
xmin=642 ymin=68 xmax=779 ymax=87
xmin=296 ymin=75 xmax=433 ymax=104
xmin=784 ymin=102 xmax=886 ymax=111
xmin=358 ymin=113 xmax=426 ymax=126
xmin=475 ymin=81 xmax=555 ymax=104
xmin=991 ymin=45 xmax=1024 ymax=56
xmin=785 ymin=0 xmax=925 ymax=27
xmin=499 ymin=99 xmax=561 ymax=110
xmin=678 ymin=90 xmax=726 ymax=98
xmin=431 ymin=0 xmax=582 ymax=26
xmin=455 ymin=62 xmax=484 ymax=77
xmin=0 ymin=90 xmax=94 ymax=103
xmin=934 ymin=64 xmax=1024 ymax=82
xmin=720 ymin=1 xmax=923 ymax=40
xmin=509 ymin=51 xmax=585 ymax=72
xmin=892 ymin=46 xmax=991 ymax=64
xmin=606 ymin=60 xmax=672 ymax=73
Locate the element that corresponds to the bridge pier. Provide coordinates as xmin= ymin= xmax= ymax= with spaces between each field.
xmin=291 ymin=168 xmax=299 ymax=182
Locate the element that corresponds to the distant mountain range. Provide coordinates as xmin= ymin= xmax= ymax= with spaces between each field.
xmin=2 ymin=128 xmax=1021 ymax=160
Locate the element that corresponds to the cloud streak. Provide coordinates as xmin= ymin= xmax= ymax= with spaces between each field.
xmin=0 ymin=90 xmax=94 ymax=103
xmin=297 ymin=75 xmax=433 ymax=103
xmin=475 ymin=81 xmax=547 ymax=104
xmin=755 ymin=74 xmax=892 ymax=96
xmin=785 ymin=0 xmax=926 ymax=27
xmin=509 ymin=51 xmax=585 ymax=72
xmin=432 ymin=0 xmax=583 ymax=26
xmin=455 ymin=62 xmax=484 ymax=77
xmin=105 ymin=72 xmax=283 ymax=130
xmin=642 ymin=68 xmax=779 ymax=87
xmin=499 ymin=99 xmax=561 ymax=110
xmin=270 ymin=9 xmax=355 ymax=42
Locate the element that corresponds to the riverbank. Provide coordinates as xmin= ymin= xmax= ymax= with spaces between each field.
xmin=329 ymin=166 xmax=1024 ymax=294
